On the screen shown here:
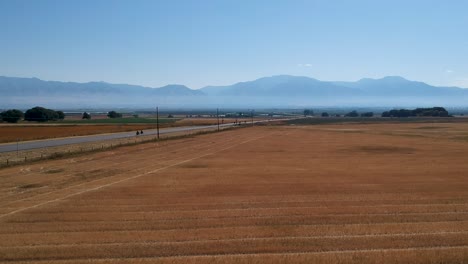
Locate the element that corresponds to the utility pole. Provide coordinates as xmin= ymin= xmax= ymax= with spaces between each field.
xmin=16 ymin=138 xmax=19 ymax=157
xmin=251 ymin=110 xmax=254 ymax=126
xmin=217 ymin=108 xmax=220 ymax=131
xmin=156 ymin=106 xmax=160 ymax=140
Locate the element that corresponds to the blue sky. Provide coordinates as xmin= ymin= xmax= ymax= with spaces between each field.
xmin=1 ymin=0 xmax=467 ymax=88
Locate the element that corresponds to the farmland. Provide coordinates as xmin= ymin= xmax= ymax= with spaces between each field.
xmin=0 ymin=122 xmax=468 ymax=263
xmin=0 ymin=117 xmax=243 ymax=143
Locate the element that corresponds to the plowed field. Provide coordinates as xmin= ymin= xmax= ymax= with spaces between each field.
xmin=1 ymin=123 xmax=468 ymax=263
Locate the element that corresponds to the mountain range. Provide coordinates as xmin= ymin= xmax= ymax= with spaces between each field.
xmin=1 ymin=75 xmax=468 ymax=108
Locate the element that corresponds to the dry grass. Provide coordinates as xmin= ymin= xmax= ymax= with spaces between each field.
xmin=0 ymin=124 xmax=160 ymax=143
xmin=0 ymin=123 xmax=468 ymax=262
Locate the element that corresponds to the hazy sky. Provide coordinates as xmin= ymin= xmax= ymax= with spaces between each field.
xmin=1 ymin=0 xmax=467 ymax=88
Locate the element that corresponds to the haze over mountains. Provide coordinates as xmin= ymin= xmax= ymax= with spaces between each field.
xmin=1 ymin=75 xmax=468 ymax=109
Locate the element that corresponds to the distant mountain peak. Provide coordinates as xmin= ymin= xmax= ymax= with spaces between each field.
xmin=262 ymin=74 xmax=319 ymax=81
xmin=1 ymin=75 xmax=468 ymax=108
xmin=382 ymin=75 xmax=407 ymax=80
xmin=358 ymin=76 xmax=409 ymax=83
xmin=380 ymin=76 xmax=410 ymax=82
xmin=0 ymin=76 xmax=204 ymax=97
xmin=159 ymin=84 xmax=190 ymax=89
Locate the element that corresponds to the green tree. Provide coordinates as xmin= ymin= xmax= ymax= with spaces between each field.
xmin=57 ymin=111 xmax=65 ymax=120
xmin=107 ymin=111 xmax=122 ymax=118
xmin=1 ymin=109 xmax=24 ymax=123
xmin=361 ymin=112 xmax=374 ymax=117
xmin=381 ymin=107 xmax=449 ymax=118
xmin=24 ymin=106 xmax=61 ymax=122
xmin=303 ymin=109 xmax=313 ymax=116
xmin=321 ymin=112 xmax=329 ymax=117
xmin=82 ymin=112 xmax=91 ymax=119
xmin=345 ymin=110 xmax=359 ymax=117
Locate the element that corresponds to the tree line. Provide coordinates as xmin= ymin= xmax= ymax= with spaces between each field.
xmin=0 ymin=107 xmax=65 ymax=123
xmin=1 ymin=107 xmax=127 ymax=123
xmin=304 ymin=109 xmax=374 ymax=118
xmin=381 ymin=107 xmax=449 ymax=117
xmin=304 ymin=107 xmax=450 ymax=118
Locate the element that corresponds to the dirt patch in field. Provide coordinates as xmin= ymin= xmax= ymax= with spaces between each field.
xmin=16 ymin=183 xmax=43 ymax=189
xmin=351 ymin=145 xmax=416 ymax=154
xmin=178 ymin=163 xmax=210 ymax=169
xmin=414 ymin=126 xmax=450 ymax=130
xmin=41 ymin=168 xmax=64 ymax=174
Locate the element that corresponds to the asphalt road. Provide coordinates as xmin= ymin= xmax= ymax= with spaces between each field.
xmin=0 ymin=123 xmax=236 ymax=153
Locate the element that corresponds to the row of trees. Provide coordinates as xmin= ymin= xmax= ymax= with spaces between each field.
xmin=25 ymin=107 xmax=65 ymax=122
xmin=305 ymin=110 xmax=374 ymax=118
xmin=81 ymin=111 xmax=128 ymax=119
xmin=343 ymin=110 xmax=374 ymax=117
xmin=381 ymin=107 xmax=449 ymax=117
xmin=82 ymin=111 xmax=125 ymax=119
xmin=306 ymin=107 xmax=449 ymax=118
xmin=1 ymin=107 xmax=65 ymax=123
xmin=107 ymin=111 xmax=122 ymax=118
xmin=2 ymin=108 xmax=126 ymax=122
xmin=303 ymin=109 xmax=314 ymax=116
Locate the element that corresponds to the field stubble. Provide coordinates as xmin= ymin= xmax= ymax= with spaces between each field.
xmin=0 ymin=123 xmax=468 ymax=263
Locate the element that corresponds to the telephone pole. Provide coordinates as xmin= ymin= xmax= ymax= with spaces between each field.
xmin=156 ymin=106 xmax=160 ymax=140
xmin=251 ymin=109 xmax=254 ymax=126
xmin=217 ymin=108 xmax=220 ymax=131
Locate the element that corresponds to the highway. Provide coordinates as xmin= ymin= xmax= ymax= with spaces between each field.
xmin=0 ymin=123 xmax=236 ymax=153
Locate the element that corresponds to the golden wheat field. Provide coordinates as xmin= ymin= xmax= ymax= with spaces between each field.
xmin=1 ymin=123 xmax=468 ymax=263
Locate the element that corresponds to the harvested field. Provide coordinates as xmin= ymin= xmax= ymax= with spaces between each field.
xmin=0 ymin=117 xmax=263 ymax=143
xmin=0 ymin=124 xmax=160 ymax=143
xmin=0 ymin=123 xmax=468 ymax=263
xmin=0 ymin=125 xmax=228 ymax=167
